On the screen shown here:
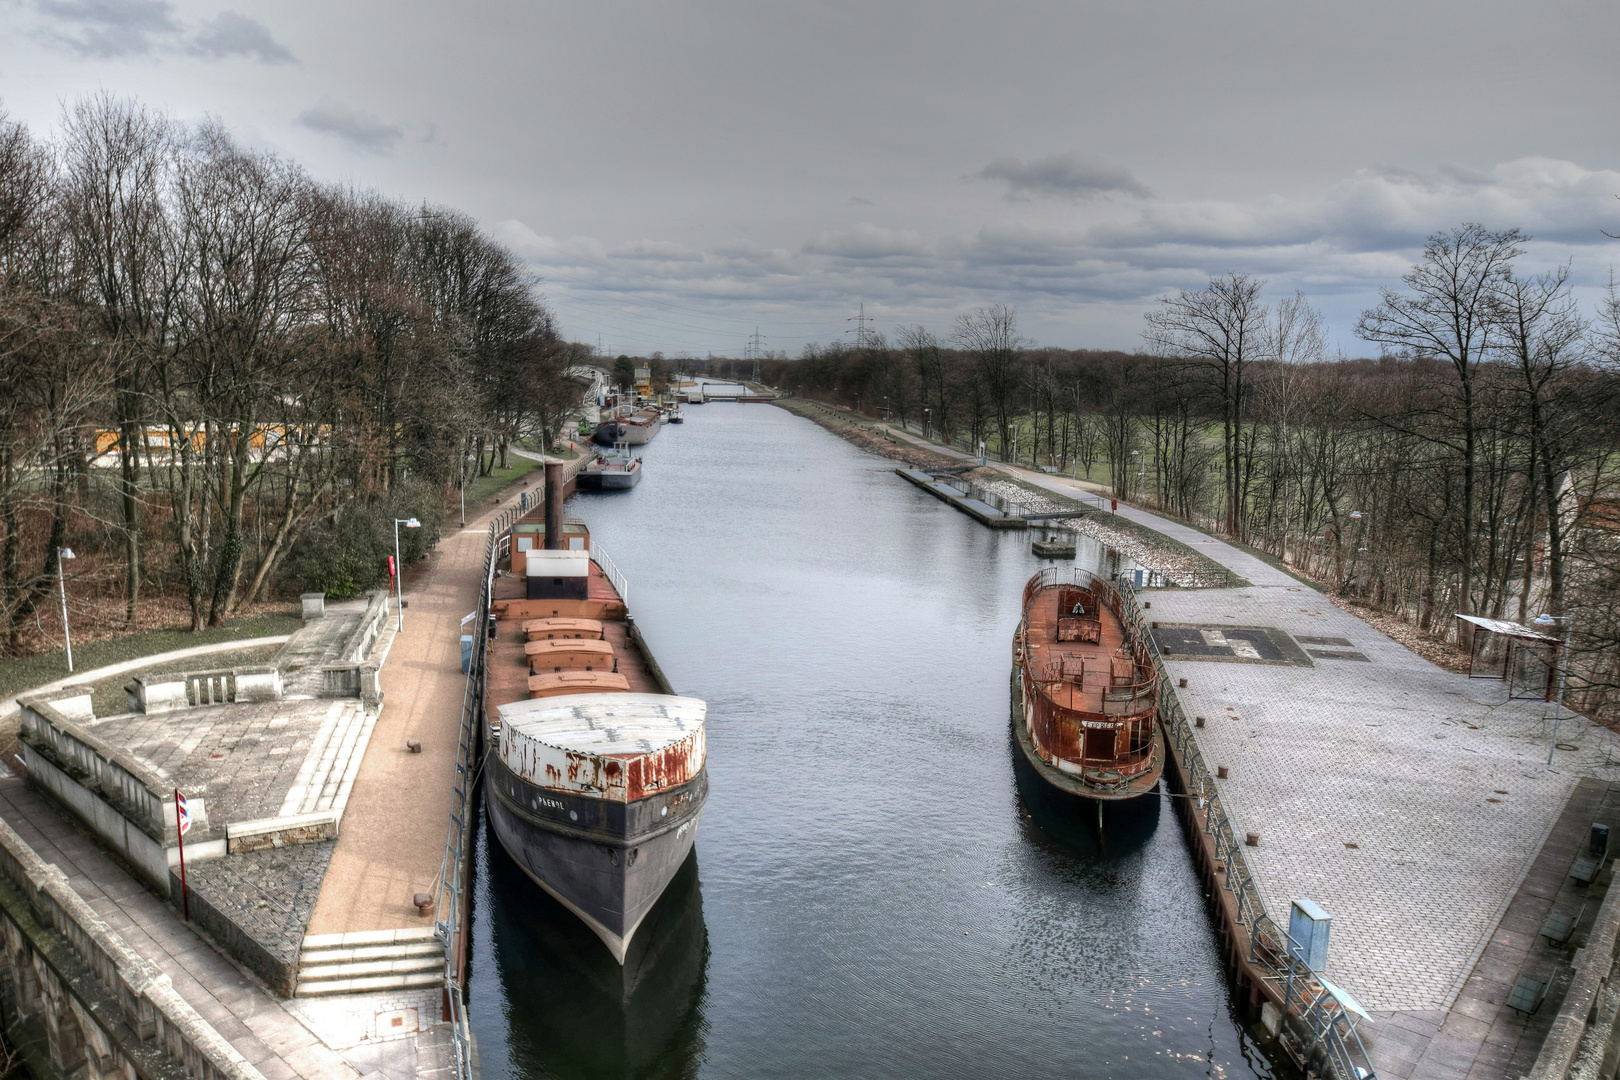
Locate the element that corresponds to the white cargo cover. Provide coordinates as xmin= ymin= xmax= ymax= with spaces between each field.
xmin=497 ymin=693 xmax=707 ymax=802
xmin=525 ymin=549 xmax=590 ymax=578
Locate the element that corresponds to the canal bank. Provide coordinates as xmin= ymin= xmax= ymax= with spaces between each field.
xmin=468 ymin=402 xmax=1280 ymax=1080
xmin=804 ymin=402 xmax=1620 ymax=1079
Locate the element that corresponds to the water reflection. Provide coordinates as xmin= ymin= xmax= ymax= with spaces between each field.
xmin=1009 ymin=714 xmax=1162 ymax=860
xmin=487 ymin=826 xmax=708 ymax=1080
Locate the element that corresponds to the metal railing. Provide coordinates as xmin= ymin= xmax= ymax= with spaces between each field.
xmin=435 ymin=501 xmax=519 ymax=1080
xmin=1113 ymin=583 xmax=1376 ymax=1079
xmin=591 ymin=543 xmax=630 ymax=608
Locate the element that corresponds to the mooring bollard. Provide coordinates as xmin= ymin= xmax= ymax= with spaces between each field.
xmin=1178 ymin=677 xmax=1188 ymax=688
xmin=1217 ymin=765 xmax=1229 ymax=779
xmin=1195 ymin=716 xmax=1205 ymax=728
xmin=407 ymin=740 xmax=422 ymax=753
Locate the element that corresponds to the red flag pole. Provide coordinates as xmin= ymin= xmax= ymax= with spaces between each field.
xmin=174 ymin=787 xmax=189 ymax=922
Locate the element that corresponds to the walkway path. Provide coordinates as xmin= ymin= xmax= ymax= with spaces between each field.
xmin=829 ymin=408 xmax=1620 ymax=1079
xmin=306 ymin=510 xmax=500 ymax=935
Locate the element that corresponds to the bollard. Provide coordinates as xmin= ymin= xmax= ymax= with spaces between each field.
xmin=1217 ymin=765 xmax=1229 ymax=779
xmin=407 ymin=740 xmax=422 ymax=753
xmin=1195 ymin=716 xmax=1205 ymax=728
xmin=1178 ymin=677 xmax=1187 ymax=688
xmin=1245 ymin=832 xmax=1260 ymax=847
xmin=413 ymin=892 xmax=433 ymax=915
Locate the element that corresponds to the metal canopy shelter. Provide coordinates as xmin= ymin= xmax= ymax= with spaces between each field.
xmin=1455 ymin=613 xmax=1562 ymax=701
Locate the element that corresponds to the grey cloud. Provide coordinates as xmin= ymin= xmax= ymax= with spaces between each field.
xmin=189 ymin=12 xmax=295 ymax=64
xmin=296 ymin=97 xmax=403 ymax=154
xmin=35 ymin=0 xmax=180 ymax=57
xmin=512 ymin=157 xmax=1620 ymax=352
xmin=847 ymin=196 xmax=874 ymax=206
xmin=977 ymin=154 xmax=1152 ymax=201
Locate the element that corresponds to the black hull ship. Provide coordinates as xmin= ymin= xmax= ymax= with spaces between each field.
xmin=487 ymin=501 xmax=707 ymax=962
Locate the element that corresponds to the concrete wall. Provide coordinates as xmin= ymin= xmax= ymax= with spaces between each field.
xmin=21 ymin=753 xmax=174 ymax=893
xmin=0 ymin=816 xmax=266 ymax=1080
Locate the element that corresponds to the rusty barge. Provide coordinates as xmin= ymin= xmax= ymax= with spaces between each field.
xmin=485 ymin=463 xmax=706 ymax=963
xmin=1012 ymin=566 xmax=1163 ymax=805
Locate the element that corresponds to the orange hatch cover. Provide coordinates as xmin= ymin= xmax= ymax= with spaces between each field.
xmin=522 ymin=617 xmax=605 ymax=641
xmin=523 ymin=639 xmax=615 ymax=670
xmin=527 ymin=671 xmax=632 ymax=698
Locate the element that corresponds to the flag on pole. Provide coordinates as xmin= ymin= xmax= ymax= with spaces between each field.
xmin=176 ymin=791 xmax=191 ymax=836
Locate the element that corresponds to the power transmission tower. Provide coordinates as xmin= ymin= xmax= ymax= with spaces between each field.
xmin=846 ymin=303 xmax=874 ymax=349
xmin=747 ymin=327 xmax=765 ymax=382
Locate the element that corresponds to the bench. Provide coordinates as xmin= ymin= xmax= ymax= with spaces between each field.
xmin=1571 ymin=824 xmax=1610 ymax=886
xmin=1506 ymin=975 xmax=1552 ymax=1015
xmin=1539 ymin=903 xmax=1586 ymax=945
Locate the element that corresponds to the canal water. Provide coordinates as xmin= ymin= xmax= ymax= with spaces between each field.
xmin=467 ymin=405 xmax=1277 ymax=1080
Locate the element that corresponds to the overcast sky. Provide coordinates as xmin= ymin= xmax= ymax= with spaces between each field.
xmin=4 ymin=0 xmax=1618 ymax=356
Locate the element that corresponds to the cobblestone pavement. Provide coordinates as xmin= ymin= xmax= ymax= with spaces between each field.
xmin=187 ymin=841 xmax=337 ymax=970
xmin=86 ymin=698 xmax=363 ymax=840
xmin=1143 ymin=583 xmax=1619 ymax=1011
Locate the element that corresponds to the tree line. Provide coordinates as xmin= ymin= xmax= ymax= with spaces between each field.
xmin=750 ymin=226 xmax=1620 ymax=715
xmin=0 ymin=94 xmax=586 ymax=650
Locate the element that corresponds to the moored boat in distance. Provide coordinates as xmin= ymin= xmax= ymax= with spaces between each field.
xmin=1012 ymin=566 xmax=1162 ymax=803
xmin=594 ymin=405 xmax=662 ymax=446
xmin=487 ymin=496 xmax=706 ymax=963
xmin=577 ymin=446 xmax=643 ymax=490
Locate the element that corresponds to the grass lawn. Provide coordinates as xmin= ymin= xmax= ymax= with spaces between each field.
xmin=463 ymin=454 xmax=546 ymax=509
xmin=0 ymin=612 xmax=303 ymax=703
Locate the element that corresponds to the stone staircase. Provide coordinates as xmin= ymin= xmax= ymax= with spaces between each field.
xmin=294 ymin=927 xmax=443 ymax=997
xmin=279 ymin=699 xmax=377 ymax=819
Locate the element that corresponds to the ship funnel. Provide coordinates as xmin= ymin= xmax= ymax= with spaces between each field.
xmin=544 ymin=459 xmax=565 ymax=549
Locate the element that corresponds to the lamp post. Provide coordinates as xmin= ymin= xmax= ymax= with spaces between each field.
xmin=1132 ymin=449 xmax=1144 ymax=501
xmin=923 ymin=407 xmax=931 ymax=439
xmin=57 ymin=547 xmax=76 ymax=672
xmin=1350 ymin=510 xmax=1370 ymax=597
xmin=393 ymin=517 xmax=421 ymax=630
xmin=1534 ymin=612 xmax=1574 ymax=765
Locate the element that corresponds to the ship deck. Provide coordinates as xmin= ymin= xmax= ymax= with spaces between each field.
xmin=489 ymin=563 xmax=664 ymax=716
xmin=1022 ymin=586 xmax=1129 ymax=713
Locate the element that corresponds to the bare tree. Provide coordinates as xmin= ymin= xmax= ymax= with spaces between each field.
xmin=1143 ymin=272 xmax=1267 ymax=536
xmin=952 ymin=304 xmax=1027 ymax=459
xmin=1356 ymin=223 xmax=1524 ymax=622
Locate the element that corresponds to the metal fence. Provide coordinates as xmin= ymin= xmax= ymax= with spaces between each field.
xmin=435 ymin=501 xmax=520 ymax=1080
xmin=1114 ymin=583 xmax=1377 ymax=1079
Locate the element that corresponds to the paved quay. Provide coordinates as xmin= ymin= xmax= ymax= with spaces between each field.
xmin=853 ymin=413 xmax=1620 ymax=1078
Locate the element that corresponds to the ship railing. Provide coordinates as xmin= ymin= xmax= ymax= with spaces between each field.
xmin=1021 ymin=565 xmax=1099 ymax=614
xmin=1111 ymin=584 xmax=1374 ymax=1077
xmin=434 ymin=500 xmax=520 ymax=1080
xmin=590 ymin=543 xmax=630 ymax=608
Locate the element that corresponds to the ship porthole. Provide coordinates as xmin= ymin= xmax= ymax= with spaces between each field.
xmin=569 ymin=810 xmax=578 ymax=821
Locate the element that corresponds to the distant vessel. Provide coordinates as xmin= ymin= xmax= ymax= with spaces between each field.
xmin=1011 ymin=567 xmax=1162 ymax=804
xmin=594 ymin=406 xmax=662 ymax=446
xmin=488 ymin=500 xmax=707 ymax=963
xmin=667 ymin=407 xmax=684 ymax=424
xmin=577 ymin=447 xmax=643 ymax=491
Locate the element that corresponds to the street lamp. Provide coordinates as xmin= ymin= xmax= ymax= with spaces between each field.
xmin=393 ymin=517 xmax=421 ymax=630
xmin=923 ymin=407 xmax=931 ymax=439
xmin=1349 ymin=511 xmax=1370 ymax=597
xmin=57 ymin=547 xmax=75 ymax=672
xmin=1132 ymin=449 xmax=1144 ymax=499
xmin=1534 ymin=612 xmax=1574 ymax=765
